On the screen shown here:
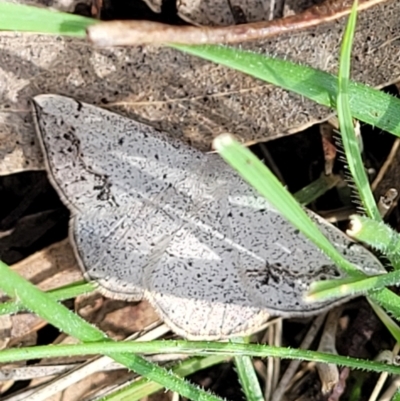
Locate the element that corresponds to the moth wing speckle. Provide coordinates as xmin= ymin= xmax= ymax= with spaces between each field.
xmin=155 ymin=157 xmax=384 ymax=318
xmin=32 ymin=95 xmax=111 ymax=212
xmin=32 ymin=94 xmax=206 ymax=212
xmin=306 ymin=210 xmax=386 ymax=276
xmin=235 ymin=205 xmax=386 ymax=317
xmin=144 ymin=218 xmax=271 ymax=339
xmin=71 ymin=205 xmax=177 ymax=301
xmin=149 ymin=291 xmax=270 ymax=340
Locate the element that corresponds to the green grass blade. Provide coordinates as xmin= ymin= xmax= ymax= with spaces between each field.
xmin=172 ymin=44 xmax=400 ymax=139
xmin=334 ymin=2 xmax=400 ymax=341
xmin=307 ymin=269 xmax=400 ymax=302
xmin=212 ymin=133 xmax=363 ymax=277
xmin=368 ymin=300 xmax=400 ymax=344
xmin=233 ymin=337 xmax=264 ymax=401
xmin=293 ymin=174 xmax=341 ymax=206
xmin=336 ymin=0 xmax=380 ymax=221
xmin=2 ymin=340 xmax=400 ymax=376
xmin=1 ymin=3 xmax=400 ymax=140
xmin=0 ymin=281 xmax=95 ymax=315
xmin=3 ymin=1 xmax=400 ymax=389
xmin=0 ymin=2 xmax=96 ymax=35
xmin=369 ymin=289 xmax=400 ymax=321
xmin=349 ymin=215 xmax=400 ymax=259
xmin=0 ymin=260 xmax=107 ymax=342
xmin=101 ymin=355 xmax=228 ymax=401
xmin=234 ymin=356 xmax=264 ymax=401
xmin=1 ymin=4 xmax=400 ymax=139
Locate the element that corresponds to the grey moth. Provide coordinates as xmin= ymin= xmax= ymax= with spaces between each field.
xmin=32 ymin=94 xmax=384 ymax=340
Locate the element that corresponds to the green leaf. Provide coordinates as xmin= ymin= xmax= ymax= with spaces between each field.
xmin=172 ymin=44 xmax=400 ymax=139
xmin=307 ymin=269 xmax=400 ymax=302
xmin=348 ymin=215 xmax=400 ymax=259
xmin=0 ymin=2 xmax=96 ymax=36
xmin=233 ymin=337 xmax=264 ymax=401
xmin=0 ymin=281 xmax=95 ymax=315
xmin=1 ymin=340 xmax=400 ymax=376
xmin=336 ymin=0 xmax=380 ymax=221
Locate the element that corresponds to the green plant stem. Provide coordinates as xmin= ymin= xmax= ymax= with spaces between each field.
xmin=336 ymin=0 xmax=380 ymax=221
xmin=0 ymin=340 xmax=400 ymax=376
xmin=0 ymin=282 xmax=95 ymax=315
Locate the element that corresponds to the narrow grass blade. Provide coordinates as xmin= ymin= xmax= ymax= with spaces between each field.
xmin=0 ymin=3 xmax=96 ymax=36
xmin=2 ymin=340 xmax=400 ymax=376
xmin=302 ymin=3 xmax=400 ymax=342
xmin=172 ymin=44 xmax=400 ymax=139
xmin=0 ymin=260 xmax=107 ymax=342
xmin=0 ymin=4 xmax=400 ymax=139
xmin=101 ymin=355 xmax=228 ymax=401
xmin=0 ymin=281 xmax=95 ymax=315
xmin=293 ymin=174 xmax=341 ymax=206
xmin=233 ymin=337 xmax=264 ymax=401
xmin=307 ymin=269 xmax=400 ymax=302
xmin=348 ymin=215 xmax=400 ymax=258
xmin=368 ymin=300 xmax=400 ymax=344
xmin=336 ymin=0 xmax=380 ymax=221
xmin=370 ymin=289 xmax=400 ymax=321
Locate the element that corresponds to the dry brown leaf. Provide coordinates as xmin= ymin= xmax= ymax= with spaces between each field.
xmin=9 ymin=239 xmax=82 ymax=290
xmin=76 ymin=294 xmax=159 ymax=339
xmin=0 ymin=0 xmax=399 ymax=179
